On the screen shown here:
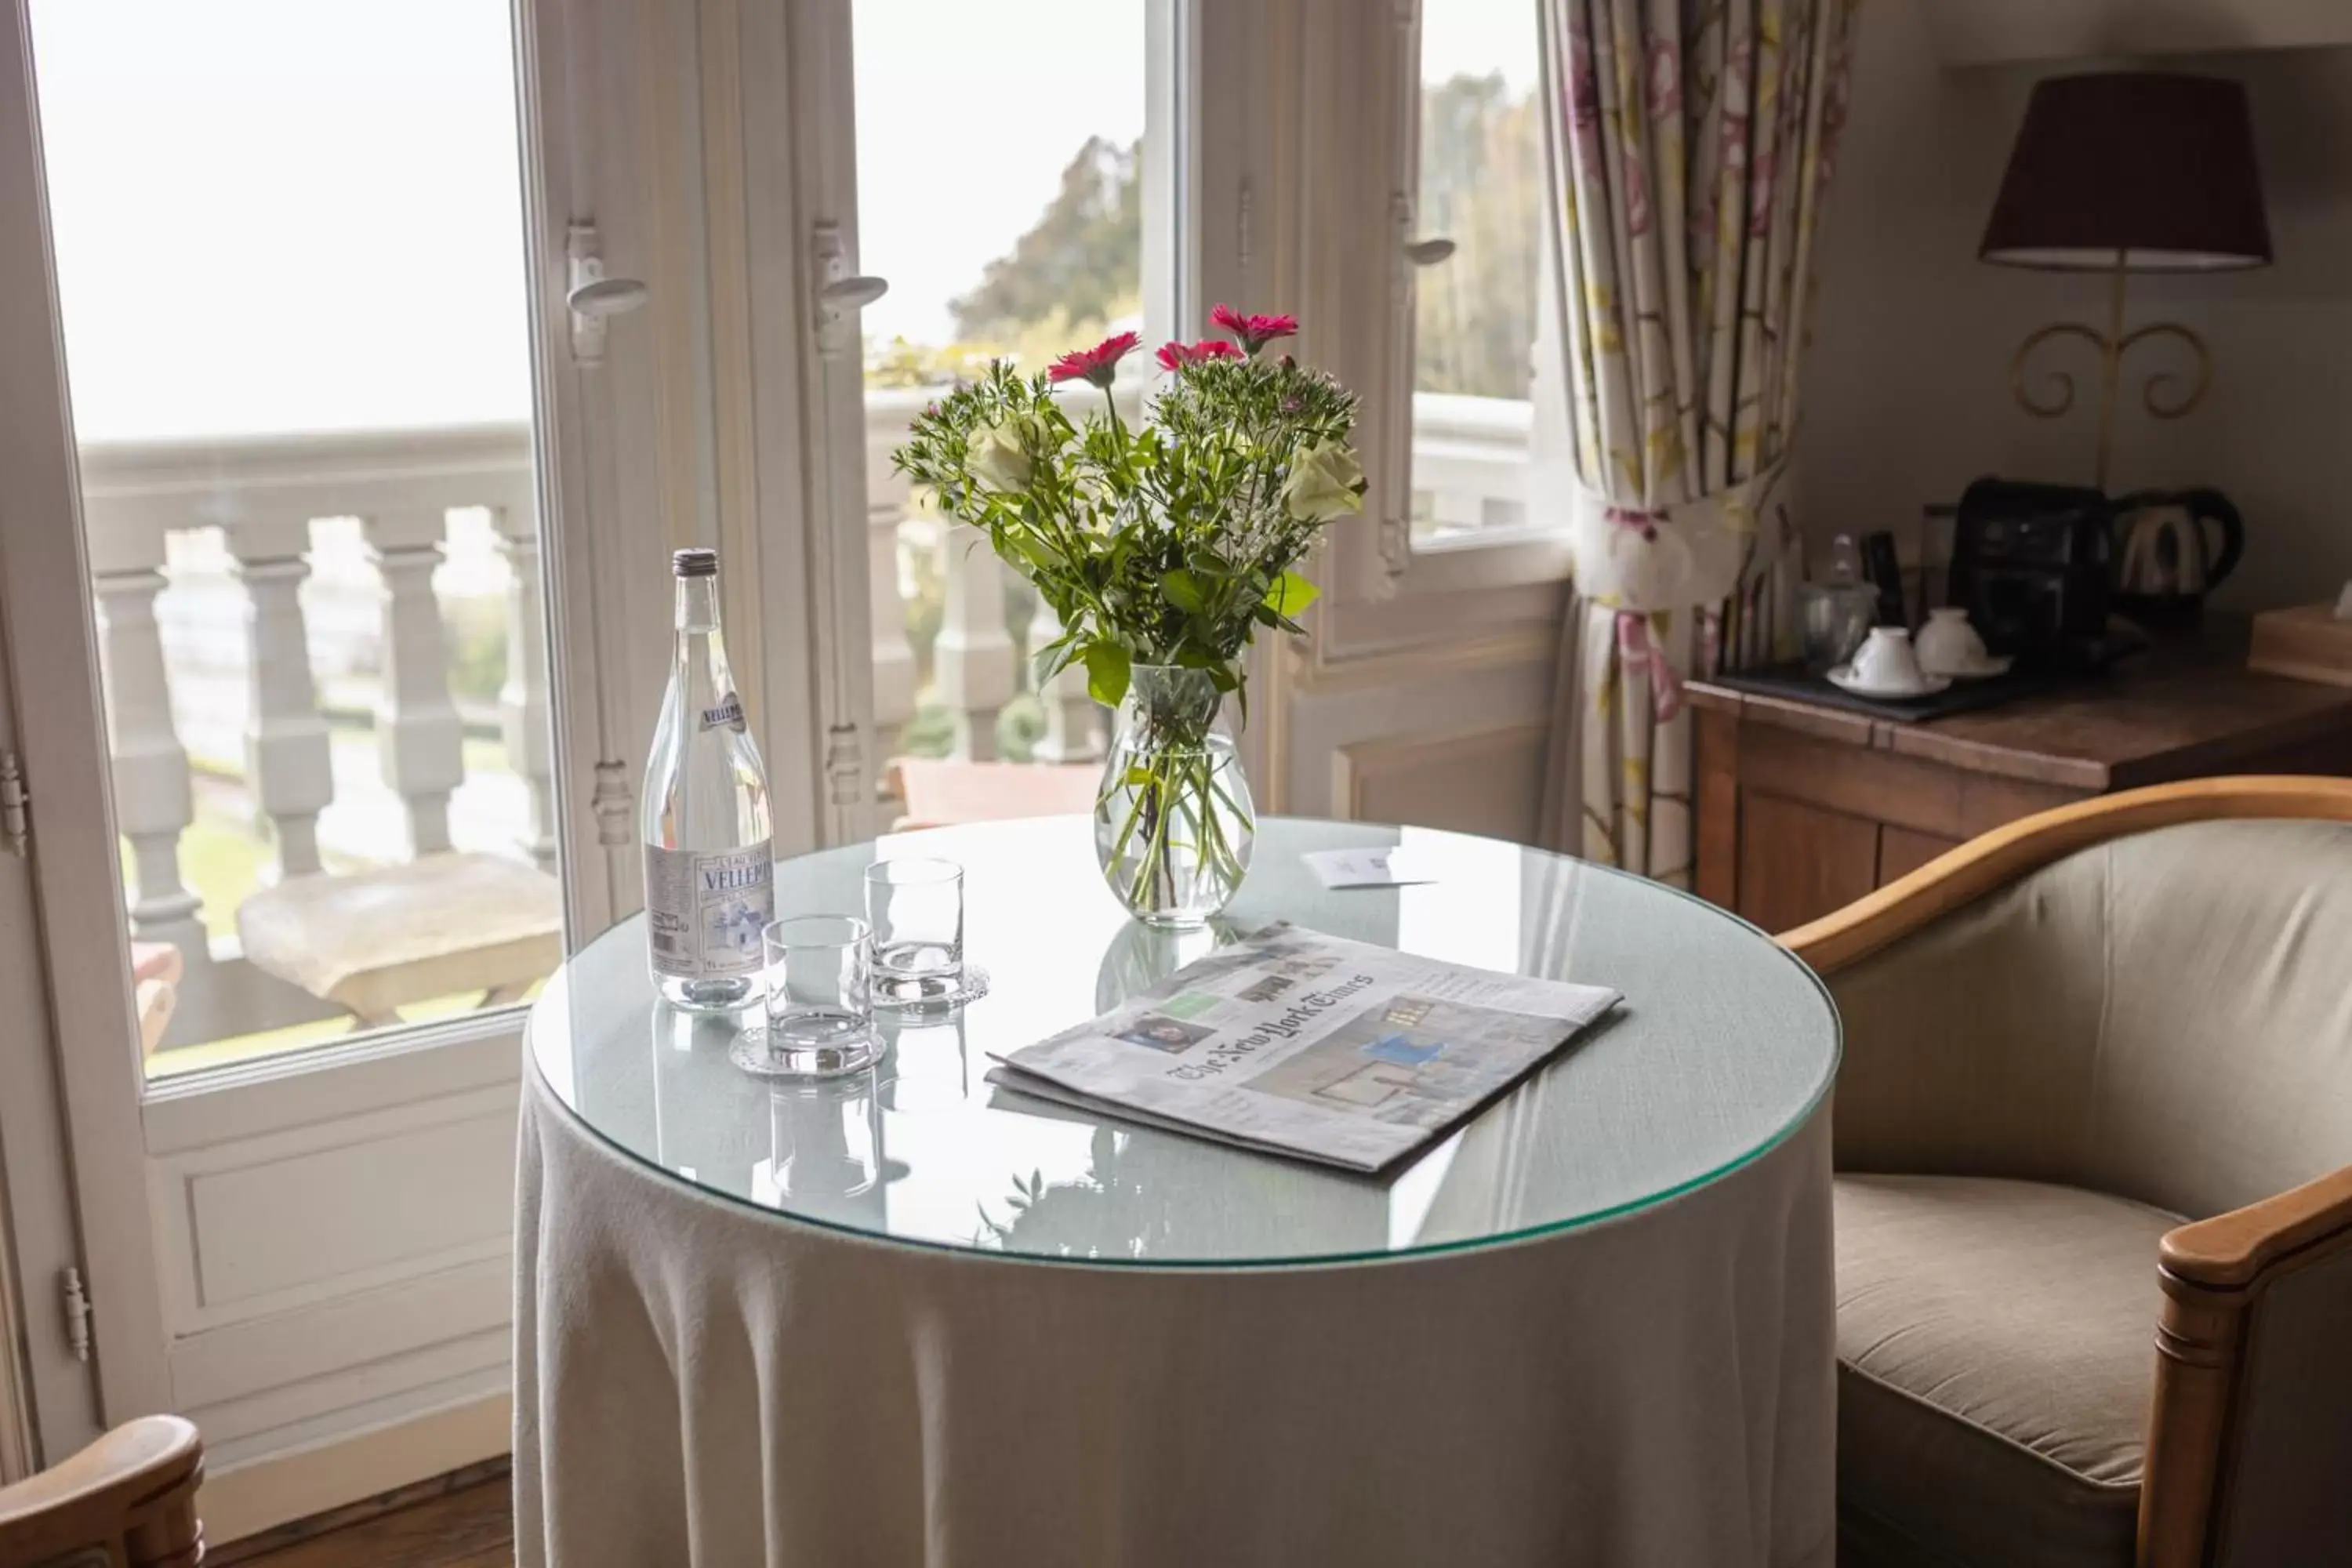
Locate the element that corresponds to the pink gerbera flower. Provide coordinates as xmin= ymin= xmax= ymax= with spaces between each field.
xmin=1046 ymin=330 xmax=1142 ymax=388
xmin=1154 ymin=337 xmax=1243 ymax=372
xmin=1209 ymin=303 xmax=1299 ymax=356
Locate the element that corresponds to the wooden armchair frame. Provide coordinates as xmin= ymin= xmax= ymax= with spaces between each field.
xmin=1783 ymin=775 xmax=2352 ymax=1568
xmin=0 ymin=1414 xmax=203 ymax=1566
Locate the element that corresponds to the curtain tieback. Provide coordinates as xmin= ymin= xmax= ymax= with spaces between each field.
xmin=1569 ymin=463 xmax=1789 ymax=616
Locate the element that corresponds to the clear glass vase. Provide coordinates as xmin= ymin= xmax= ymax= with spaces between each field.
xmin=1093 ymin=665 xmax=1255 ymax=927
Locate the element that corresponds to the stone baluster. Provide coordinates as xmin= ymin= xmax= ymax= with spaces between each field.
xmin=90 ymin=563 xmax=208 ymax=964
xmin=869 ymin=508 xmax=918 ymax=766
xmin=362 ymin=510 xmax=466 ymax=858
xmin=1025 ymin=599 xmax=1104 ymax=765
xmin=230 ymin=520 xmax=336 ymax=878
xmin=932 ymin=532 xmax=1017 ymax=762
xmin=492 ymin=496 xmax=557 ymax=872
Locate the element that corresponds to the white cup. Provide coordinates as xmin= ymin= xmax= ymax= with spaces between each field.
xmin=1849 ymin=626 xmax=1929 ymax=692
xmin=1915 ymin=607 xmax=1990 ymax=676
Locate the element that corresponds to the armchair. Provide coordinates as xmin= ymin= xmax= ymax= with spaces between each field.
xmin=1783 ymin=775 xmax=2352 ymax=1568
xmin=0 ymin=1415 xmax=203 ymax=1566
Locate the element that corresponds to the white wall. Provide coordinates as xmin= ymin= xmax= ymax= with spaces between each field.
xmin=1798 ymin=0 xmax=2352 ymax=612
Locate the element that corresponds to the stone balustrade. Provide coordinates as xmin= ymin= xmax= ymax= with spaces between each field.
xmin=78 ymin=422 xmax=552 ymax=1046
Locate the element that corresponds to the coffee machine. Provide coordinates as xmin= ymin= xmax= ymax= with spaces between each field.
xmin=1946 ymin=477 xmax=2114 ymax=668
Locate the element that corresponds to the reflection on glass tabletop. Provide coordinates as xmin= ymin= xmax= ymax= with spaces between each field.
xmin=529 ymin=816 xmax=1838 ymax=1267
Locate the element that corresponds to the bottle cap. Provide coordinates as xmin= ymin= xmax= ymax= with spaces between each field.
xmin=673 ymin=547 xmax=719 ymax=578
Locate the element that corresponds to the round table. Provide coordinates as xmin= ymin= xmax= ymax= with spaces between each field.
xmin=516 ymin=817 xmax=1840 ymax=1568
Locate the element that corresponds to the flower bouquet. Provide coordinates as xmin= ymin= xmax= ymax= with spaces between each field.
xmin=893 ymin=306 xmax=1364 ymax=925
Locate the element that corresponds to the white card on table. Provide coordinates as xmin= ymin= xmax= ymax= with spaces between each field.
xmin=1301 ymin=846 xmax=1441 ymax=889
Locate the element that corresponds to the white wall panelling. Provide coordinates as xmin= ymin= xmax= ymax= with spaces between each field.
xmin=129 ymin=1022 xmax=525 ymax=1475
xmin=1277 ymin=635 xmax=1559 ymax=830
xmin=188 ymin=1330 xmax=507 ymax=1471
xmin=168 ymin=1261 xmax=510 ymax=1421
xmin=194 ymin=1391 xmax=511 ymax=1545
xmin=1331 ymin=721 xmax=1552 ymax=834
xmin=154 ymin=1090 xmax=514 ymax=1322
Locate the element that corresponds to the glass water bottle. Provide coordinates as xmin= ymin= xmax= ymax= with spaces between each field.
xmin=641 ymin=547 xmax=774 ymax=1012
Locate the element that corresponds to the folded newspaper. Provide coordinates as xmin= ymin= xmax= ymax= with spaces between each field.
xmin=986 ymin=923 xmax=1621 ymax=1173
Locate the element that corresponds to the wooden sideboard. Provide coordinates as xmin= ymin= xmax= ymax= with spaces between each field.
xmin=1688 ymin=626 xmax=2352 ymax=935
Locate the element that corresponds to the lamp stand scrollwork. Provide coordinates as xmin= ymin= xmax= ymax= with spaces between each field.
xmin=2008 ymin=249 xmax=2212 ymax=492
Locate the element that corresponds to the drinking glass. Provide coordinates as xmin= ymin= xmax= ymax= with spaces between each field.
xmin=864 ymin=858 xmax=965 ymax=1008
xmin=731 ymin=915 xmax=878 ymax=1078
xmin=1798 ymin=581 xmax=1878 ymax=673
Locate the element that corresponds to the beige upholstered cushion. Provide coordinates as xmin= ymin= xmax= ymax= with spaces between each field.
xmin=1829 ymin=818 xmax=2352 ymax=1221
xmin=238 ymin=851 xmax=561 ymax=1022
xmin=1833 ymin=1174 xmax=2176 ymax=1568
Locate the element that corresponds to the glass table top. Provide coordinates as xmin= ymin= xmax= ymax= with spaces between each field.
xmin=529 ymin=817 xmax=1838 ymax=1267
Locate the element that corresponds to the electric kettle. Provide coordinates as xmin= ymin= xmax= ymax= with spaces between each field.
xmin=2111 ymin=488 xmax=2243 ymax=626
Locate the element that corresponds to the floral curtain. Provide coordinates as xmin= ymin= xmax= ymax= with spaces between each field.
xmin=1532 ymin=0 xmax=1857 ymax=883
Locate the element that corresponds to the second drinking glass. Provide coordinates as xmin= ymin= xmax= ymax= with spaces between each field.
xmin=863 ymin=857 xmax=965 ymax=1009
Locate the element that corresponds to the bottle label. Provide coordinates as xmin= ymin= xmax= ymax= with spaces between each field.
xmin=699 ymin=692 xmax=747 ymax=732
xmin=644 ymin=841 xmax=773 ymax=979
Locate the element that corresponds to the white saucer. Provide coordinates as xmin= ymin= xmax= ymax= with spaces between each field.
xmin=1828 ymin=664 xmax=1952 ymax=700
xmin=1922 ymin=654 xmax=2013 ymax=681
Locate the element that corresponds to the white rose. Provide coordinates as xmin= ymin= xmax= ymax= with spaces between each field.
xmin=1281 ymin=441 xmax=1366 ymax=524
xmin=965 ymin=419 xmax=1034 ymax=492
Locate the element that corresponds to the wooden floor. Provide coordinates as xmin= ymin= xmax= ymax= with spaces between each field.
xmin=210 ymin=1461 xmax=514 ymax=1567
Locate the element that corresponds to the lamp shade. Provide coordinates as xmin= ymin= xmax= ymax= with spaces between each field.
xmin=1980 ymin=72 xmax=2271 ymax=273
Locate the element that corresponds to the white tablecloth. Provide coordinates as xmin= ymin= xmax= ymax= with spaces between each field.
xmin=514 ymin=1063 xmax=1835 ymax=1567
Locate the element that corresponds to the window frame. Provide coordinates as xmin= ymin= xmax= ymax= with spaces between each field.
xmin=1249 ymin=0 xmax=1571 ymax=673
xmin=1390 ymin=0 xmax=1575 ymax=587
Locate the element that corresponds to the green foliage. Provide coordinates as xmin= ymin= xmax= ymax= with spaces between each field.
xmin=950 ymin=136 xmax=1140 ymax=342
xmin=899 ymin=694 xmax=1041 ymax=764
xmin=1264 ymin=569 xmax=1319 ymax=619
xmin=898 ymin=702 xmax=957 ymax=760
xmin=882 ymin=84 xmax=1533 ymax=397
xmin=1416 ymin=74 xmax=1541 ymax=401
xmin=891 ymin=339 xmax=1363 ymax=717
xmin=866 ymin=337 xmax=1002 ymax=390
xmin=1081 ymin=640 xmax=1132 ymax=707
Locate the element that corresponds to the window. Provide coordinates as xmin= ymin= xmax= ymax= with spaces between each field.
xmin=1410 ymin=0 xmax=1549 ymax=544
xmin=28 ymin=0 xmax=561 ymax=1077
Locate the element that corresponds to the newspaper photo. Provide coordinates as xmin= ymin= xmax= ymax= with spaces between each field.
xmin=987 ymin=924 xmax=1622 ymax=1173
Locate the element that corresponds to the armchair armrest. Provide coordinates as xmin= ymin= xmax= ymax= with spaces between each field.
xmin=2161 ymin=1162 xmax=2352 ymax=1289
xmin=2141 ymin=1165 xmax=2352 ymax=1568
xmin=2145 ymin=1161 xmax=2352 ymax=1561
xmin=0 ymin=1414 xmax=204 ymax=1568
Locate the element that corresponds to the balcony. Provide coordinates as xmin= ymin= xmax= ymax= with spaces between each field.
xmin=93 ymin=392 xmax=1539 ymax=1069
